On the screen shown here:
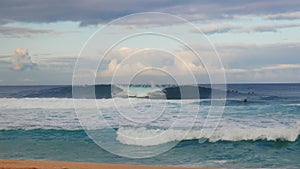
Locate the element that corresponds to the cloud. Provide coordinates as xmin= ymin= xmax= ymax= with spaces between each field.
xmin=0 ymin=0 xmax=182 ymax=26
xmin=258 ymin=64 xmax=300 ymax=70
xmin=225 ymin=64 xmax=300 ymax=72
xmin=192 ymin=23 xmax=300 ymax=35
xmin=0 ymin=26 xmax=76 ymax=38
xmin=224 ymin=64 xmax=300 ymax=83
xmin=11 ymin=48 xmax=36 ymax=70
xmin=213 ymin=42 xmax=300 ymax=69
xmin=159 ymin=0 xmax=300 ymax=23
xmin=249 ymin=23 xmax=300 ymax=33
xmin=0 ymin=0 xmax=300 ymax=25
xmin=0 ymin=55 xmax=10 ymax=62
xmin=35 ymin=57 xmax=76 ymax=72
xmin=101 ymin=59 xmax=118 ymax=76
xmin=3 ymin=43 xmax=299 ymax=84
xmin=263 ymin=11 xmax=300 ymax=20
xmin=192 ymin=24 xmax=240 ymax=34
xmin=100 ymin=48 xmax=173 ymax=76
xmin=98 ymin=42 xmax=300 ymax=80
xmin=99 ymin=47 xmax=210 ymax=79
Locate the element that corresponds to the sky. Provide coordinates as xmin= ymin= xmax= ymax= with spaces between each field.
xmin=0 ymin=0 xmax=300 ymax=85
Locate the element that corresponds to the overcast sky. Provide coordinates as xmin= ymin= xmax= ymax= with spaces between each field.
xmin=0 ymin=0 xmax=299 ymax=85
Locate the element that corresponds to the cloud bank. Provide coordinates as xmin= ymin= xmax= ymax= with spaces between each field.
xmin=0 ymin=0 xmax=299 ymax=25
xmin=0 ymin=26 xmax=56 ymax=38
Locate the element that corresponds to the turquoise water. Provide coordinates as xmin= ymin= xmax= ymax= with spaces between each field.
xmin=1 ymin=129 xmax=299 ymax=168
xmin=0 ymin=84 xmax=299 ymax=168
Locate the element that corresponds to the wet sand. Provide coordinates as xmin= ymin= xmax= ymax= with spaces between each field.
xmin=0 ymin=159 xmax=216 ymax=169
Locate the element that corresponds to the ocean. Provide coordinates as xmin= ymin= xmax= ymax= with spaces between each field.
xmin=0 ymin=84 xmax=299 ymax=168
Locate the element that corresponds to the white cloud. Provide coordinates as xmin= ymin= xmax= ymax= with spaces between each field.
xmin=198 ymin=24 xmax=240 ymax=34
xmin=118 ymin=47 xmax=139 ymax=57
xmin=100 ymin=59 xmax=118 ymax=76
xmin=263 ymin=11 xmax=300 ymax=20
xmin=99 ymin=47 xmax=207 ymax=77
xmin=1 ymin=0 xmax=300 ymax=26
xmin=191 ymin=23 xmax=300 ymax=35
xmin=11 ymin=48 xmax=36 ymax=70
xmin=258 ymin=64 xmax=300 ymax=70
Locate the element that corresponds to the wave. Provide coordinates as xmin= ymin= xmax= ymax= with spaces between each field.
xmin=2 ymin=85 xmax=121 ymax=99
xmin=112 ymin=85 xmax=166 ymax=99
xmin=4 ymin=86 xmax=73 ymax=98
xmin=0 ymin=84 xmax=229 ymax=100
xmin=0 ymin=97 xmax=279 ymax=110
xmin=0 ymin=97 xmax=187 ymax=109
xmin=0 ymin=127 xmax=84 ymax=132
xmin=162 ymin=85 xmax=221 ymax=99
xmin=0 ymin=122 xmax=300 ymax=146
xmin=1 ymin=84 xmax=298 ymax=102
xmin=2 ymin=125 xmax=299 ymax=146
xmin=260 ymin=95 xmax=283 ymax=100
xmin=286 ymin=103 xmax=300 ymax=106
xmin=0 ymin=98 xmax=93 ymax=109
xmin=116 ymin=125 xmax=300 ymax=146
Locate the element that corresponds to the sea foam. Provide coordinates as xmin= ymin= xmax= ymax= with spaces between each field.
xmin=117 ymin=125 xmax=300 ymax=146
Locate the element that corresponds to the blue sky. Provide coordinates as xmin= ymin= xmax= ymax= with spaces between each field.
xmin=0 ymin=0 xmax=299 ymax=85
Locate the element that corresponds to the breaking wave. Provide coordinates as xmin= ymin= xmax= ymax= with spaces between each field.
xmin=117 ymin=125 xmax=300 ymax=146
xmin=0 ymin=85 xmax=229 ymax=100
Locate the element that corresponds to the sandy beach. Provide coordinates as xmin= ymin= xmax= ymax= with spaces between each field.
xmin=0 ymin=160 xmax=215 ymax=169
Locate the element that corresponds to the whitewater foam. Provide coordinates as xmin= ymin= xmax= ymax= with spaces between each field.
xmin=117 ymin=125 xmax=300 ymax=146
xmin=0 ymin=98 xmax=182 ymax=109
xmin=1 ymin=97 xmax=299 ymax=145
